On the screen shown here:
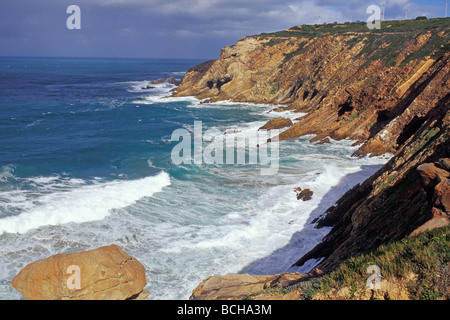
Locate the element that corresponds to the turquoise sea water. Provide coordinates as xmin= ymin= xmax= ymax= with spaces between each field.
xmin=0 ymin=57 xmax=388 ymax=299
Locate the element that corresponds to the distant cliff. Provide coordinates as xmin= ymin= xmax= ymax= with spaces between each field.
xmin=173 ymin=18 xmax=449 ymax=156
xmin=173 ymin=18 xmax=450 ymax=300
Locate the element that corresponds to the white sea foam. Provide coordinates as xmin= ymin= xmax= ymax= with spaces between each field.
xmin=0 ymin=137 xmax=389 ymax=300
xmin=138 ymin=95 xmax=200 ymax=105
xmin=0 ymin=172 xmax=171 ymax=234
xmin=0 ymin=165 xmax=16 ymax=183
xmin=185 ymin=100 xmax=279 ymax=111
xmin=263 ymin=109 xmax=306 ymax=122
xmin=170 ymin=71 xmax=186 ymax=76
xmin=185 ymin=99 xmax=306 ymax=125
xmin=123 ymin=80 xmax=176 ymax=93
xmin=148 ymin=149 xmax=387 ymax=299
xmin=0 ymin=83 xmax=391 ymax=300
xmin=180 ymin=164 xmax=357 ymax=254
xmin=203 ymin=115 xmax=290 ymax=150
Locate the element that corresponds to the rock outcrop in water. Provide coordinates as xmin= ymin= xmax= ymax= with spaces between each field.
xmin=173 ymin=18 xmax=450 ymax=300
xmin=295 ymin=188 xmax=314 ymax=201
xmin=11 ymin=244 xmax=149 ymax=300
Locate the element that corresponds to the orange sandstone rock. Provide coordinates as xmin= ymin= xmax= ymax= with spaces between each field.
xmin=190 ymin=273 xmax=307 ymax=300
xmin=11 ymin=244 xmax=149 ymax=300
xmin=173 ymin=24 xmax=449 ymax=157
xmin=411 ymin=160 xmax=450 ymax=237
xmin=417 ymin=163 xmax=450 ymax=188
xmin=434 ymin=180 xmax=450 ymax=213
xmin=258 ymin=117 xmax=293 ymax=131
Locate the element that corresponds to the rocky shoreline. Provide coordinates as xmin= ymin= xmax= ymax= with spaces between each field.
xmin=10 ymin=18 xmax=449 ymax=300
xmin=172 ymin=17 xmax=450 ymax=300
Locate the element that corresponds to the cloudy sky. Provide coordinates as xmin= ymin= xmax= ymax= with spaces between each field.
xmin=0 ymin=0 xmax=447 ymax=59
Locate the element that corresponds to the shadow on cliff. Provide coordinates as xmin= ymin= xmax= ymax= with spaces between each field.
xmin=238 ymin=164 xmax=383 ymax=276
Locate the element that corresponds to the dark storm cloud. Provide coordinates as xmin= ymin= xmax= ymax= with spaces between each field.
xmin=0 ymin=0 xmax=446 ymax=58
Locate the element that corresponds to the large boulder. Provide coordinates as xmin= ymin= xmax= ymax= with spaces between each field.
xmin=411 ymin=159 xmax=450 ymax=237
xmin=417 ymin=163 xmax=449 ymax=189
xmin=438 ymin=158 xmax=450 ymax=171
xmin=11 ymin=244 xmax=149 ymax=300
xmin=410 ymin=207 xmax=449 ymax=237
xmin=434 ymin=180 xmax=450 ymax=213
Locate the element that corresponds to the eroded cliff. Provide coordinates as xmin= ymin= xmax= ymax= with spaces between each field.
xmin=172 ymin=18 xmax=450 ymax=300
xmin=173 ymin=18 xmax=449 ymax=156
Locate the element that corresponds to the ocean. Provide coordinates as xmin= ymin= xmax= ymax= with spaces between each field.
xmin=0 ymin=57 xmax=389 ymax=299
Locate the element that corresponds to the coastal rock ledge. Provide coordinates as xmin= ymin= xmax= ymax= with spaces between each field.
xmin=11 ymin=244 xmax=149 ymax=300
xmin=190 ymin=273 xmax=310 ymax=300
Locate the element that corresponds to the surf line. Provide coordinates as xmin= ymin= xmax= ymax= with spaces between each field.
xmin=170 ymin=120 xmax=280 ymax=175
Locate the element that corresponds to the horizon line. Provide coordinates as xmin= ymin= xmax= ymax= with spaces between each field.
xmin=0 ymin=55 xmax=214 ymax=61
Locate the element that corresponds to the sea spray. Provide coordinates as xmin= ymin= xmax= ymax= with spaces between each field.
xmin=170 ymin=120 xmax=280 ymax=175
xmin=0 ymin=172 xmax=171 ymax=234
xmin=0 ymin=58 xmax=390 ymax=300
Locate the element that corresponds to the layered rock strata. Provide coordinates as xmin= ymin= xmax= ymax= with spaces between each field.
xmin=174 ymin=19 xmax=450 ymax=300
xmin=173 ymin=19 xmax=450 ymax=157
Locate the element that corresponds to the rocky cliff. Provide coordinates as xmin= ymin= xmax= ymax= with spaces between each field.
xmin=173 ymin=18 xmax=449 ymax=156
xmin=173 ymin=18 xmax=450 ymax=300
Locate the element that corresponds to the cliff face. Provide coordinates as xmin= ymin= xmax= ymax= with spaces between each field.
xmin=293 ymin=103 xmax=449 ymax=272
xmin=173 ymin=18 xmax=450 ymax=156
xmin=172 ymin=18 xmax=450 ymax=300
xmin=190 ymin=226 xmax=449 ymax=300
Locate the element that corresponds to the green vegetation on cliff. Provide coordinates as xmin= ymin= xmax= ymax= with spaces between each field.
xmin=250 ymin=226 xmax=449 ymax=300
xmin=256 ymin=18 xmax=450 ymax=68
xmin=176 ymin=17 xmax=449 ymax=300
xmin=255 ymin=17 xmax=450 ymax=39
xmin=308 ymin=226 xmax=449 ymax=300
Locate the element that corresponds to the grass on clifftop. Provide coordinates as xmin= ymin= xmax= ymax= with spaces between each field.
xmin=302 ymin=226 xmax=450 ymax=300
xmin=257 ymin=18 xmax=450 ymax=69
xmin=252 ymin=226 xmax=449 ymax=300
xmin=254 ymin=17 xmax=450 ymax=39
